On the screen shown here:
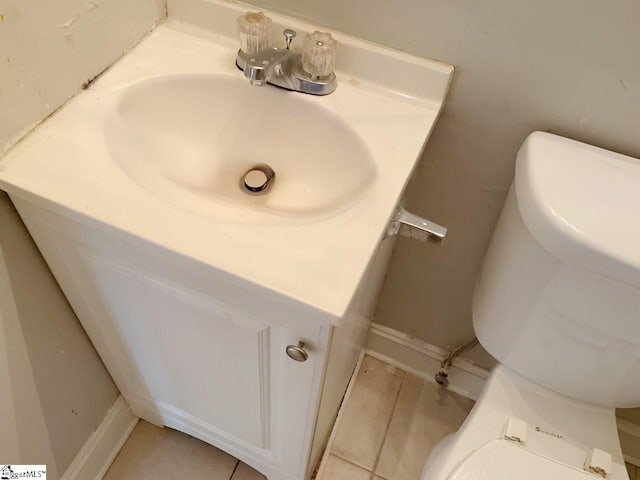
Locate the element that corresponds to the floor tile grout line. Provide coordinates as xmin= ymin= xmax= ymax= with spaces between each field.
xmin=369 ymin=370 xmax=407 ymax=480
xmin=330 ymin=452 xmax=376 ymax=474
xmin=228 ymin=459 xmax=240 ymax=480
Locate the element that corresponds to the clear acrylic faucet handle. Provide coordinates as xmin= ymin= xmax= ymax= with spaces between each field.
xmin=237 ymin=12 xmax=272 ymax=55
xmin=302 ymin=31 xmax=337 ymax=78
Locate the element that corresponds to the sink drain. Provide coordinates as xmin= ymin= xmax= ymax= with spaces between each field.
xmin=241 ymin=164 xmax=275 ymax=194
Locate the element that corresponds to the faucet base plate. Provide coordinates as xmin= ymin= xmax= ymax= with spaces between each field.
xmin=236 ymin=50 xmax=337 ymax=95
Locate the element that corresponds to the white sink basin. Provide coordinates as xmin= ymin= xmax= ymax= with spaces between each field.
xmin=107 ymin=74 xmax=375 ymax=223
xmin=0 ymin=15 xmax=452 ymax=317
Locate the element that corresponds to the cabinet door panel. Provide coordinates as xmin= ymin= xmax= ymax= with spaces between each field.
xmin=86 ymin=252 xmax=270 ymax=448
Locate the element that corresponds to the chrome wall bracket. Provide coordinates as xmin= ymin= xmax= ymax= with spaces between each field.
xmin=386 ymin=207 xmax=447 ymax=242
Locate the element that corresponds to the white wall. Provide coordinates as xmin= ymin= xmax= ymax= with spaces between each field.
xmin=243 ymin=0 xmax=640 ymax=367
xmin=0 ymin=0 xmax=165 ymax=475
xmin=0 ymin=0 xmax=166 ymax=153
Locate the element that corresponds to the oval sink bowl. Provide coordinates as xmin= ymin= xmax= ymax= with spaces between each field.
xmin=106 ymin=74 xmax=376 ymax=224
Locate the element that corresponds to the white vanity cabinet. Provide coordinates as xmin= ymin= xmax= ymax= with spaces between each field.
xmin=12 ymin=198 xmax=386 ymax=480
xmin=8 ymin=198 xmax=377 ymax=480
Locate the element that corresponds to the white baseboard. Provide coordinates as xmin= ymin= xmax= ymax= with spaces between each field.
xmin=365 ymin=323 xmax=489 ymax=400
xmin=61 ymin=395 xmax=139 ymax=480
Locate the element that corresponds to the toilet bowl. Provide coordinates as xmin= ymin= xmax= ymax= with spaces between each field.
xmin=422 ymin=132 xmax=640 ymax=480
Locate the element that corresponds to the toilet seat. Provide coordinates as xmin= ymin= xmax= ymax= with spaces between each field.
xmin=447 ymin=440 xmax=594 ymax=480
xmin=421 ymin=365 xmax=628 ymax=480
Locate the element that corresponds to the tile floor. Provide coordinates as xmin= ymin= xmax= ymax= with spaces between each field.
xmin=104 ymin=355 xmax=640 ymax=480
xmin=318 ymin=355 xmax=475 ymax=480
xmin=103 ymin=421 xmax=265 ymax=480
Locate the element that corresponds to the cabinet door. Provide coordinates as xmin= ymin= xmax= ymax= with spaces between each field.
xmin=88 ymin=253 xmax=275 ymax=447
xmin=15 ymin=201 xmax=329 ymax=479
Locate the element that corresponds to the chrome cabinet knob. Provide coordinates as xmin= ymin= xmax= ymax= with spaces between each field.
xmin=286 ymin=342 xmax=308 ymax=362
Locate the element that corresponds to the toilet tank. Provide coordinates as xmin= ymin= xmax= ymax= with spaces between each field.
xmin=473 ymin=132 xmax=640 ymax=408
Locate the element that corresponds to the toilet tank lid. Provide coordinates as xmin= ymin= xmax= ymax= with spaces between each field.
xmin=515 ymin=132 xmax=640 ymax=286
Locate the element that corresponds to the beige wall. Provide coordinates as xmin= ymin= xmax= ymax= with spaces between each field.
xmin=244 ymin=0 xmax=640 ymax=367
xmin=0 ymin=194 xmax=118 ymax=476
xmin=0 ymin=0 xmax=165 ymax=475
xmin=0 ymin=0 xmax=166 ymax=153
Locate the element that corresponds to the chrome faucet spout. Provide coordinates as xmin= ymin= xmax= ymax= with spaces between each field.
xmin=243 ymin=48 xmax=294 ymax=86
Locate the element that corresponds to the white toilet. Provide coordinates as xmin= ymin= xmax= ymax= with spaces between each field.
xmin=422 ymin=132 xmax=640 ymax=480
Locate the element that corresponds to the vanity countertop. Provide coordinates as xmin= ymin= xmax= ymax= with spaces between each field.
xmin=0 ymin=2 xmax=452 ymax=322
